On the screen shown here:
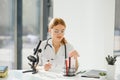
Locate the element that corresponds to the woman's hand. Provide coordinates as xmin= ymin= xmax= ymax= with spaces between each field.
xmin=44 ymin=62 xmax=52 ymax=71
xmin=69 ymin=50 xmax=79 ymax=71
xmin=69 ymin=50 xmax=79 ymax=59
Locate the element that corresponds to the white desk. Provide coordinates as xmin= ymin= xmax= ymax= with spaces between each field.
xmin=0 ymin=70 xmax=99 ymax=80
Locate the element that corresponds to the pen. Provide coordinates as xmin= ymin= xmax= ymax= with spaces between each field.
xmin=47 ymin=58 xmax=54 ymax=62
xmin=81 ymin=76 xmax=99 ymax=78
xmin=75 ymin=70 xmax=86 ymax=75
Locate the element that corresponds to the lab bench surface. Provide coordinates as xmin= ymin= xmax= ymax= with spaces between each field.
xmin=0 ymin=70 xmax=99 ymax=80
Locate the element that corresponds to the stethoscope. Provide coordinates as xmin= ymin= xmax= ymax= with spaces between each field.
xmin=43 ymin=38 xmax=67 ymax=62
xmin=43 ymin=38 xmax=79 ymax=76
xmin=44 ymin=38 xmax=52 ymax=50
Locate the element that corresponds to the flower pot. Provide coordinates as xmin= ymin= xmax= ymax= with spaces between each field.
xmin=106 ymin=65 xmax=115 ymax=80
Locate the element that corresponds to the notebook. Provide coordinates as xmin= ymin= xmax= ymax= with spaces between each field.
xmin=81 ymin=69 xmax=106 ymax=78
xmin=0 ymin=66 xmax=8 ymax=78
xmin=0 ymin=66 xmax=8 ymax=73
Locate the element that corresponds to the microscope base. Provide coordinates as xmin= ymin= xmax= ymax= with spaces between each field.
xmin=22 ymin=69 xmax=38 ymax=74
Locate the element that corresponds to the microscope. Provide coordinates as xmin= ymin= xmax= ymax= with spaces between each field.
xmin=23 ymin=40 xmax=42 ymax=74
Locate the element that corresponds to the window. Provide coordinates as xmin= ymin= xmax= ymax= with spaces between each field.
xmin=0 ymin=0 xmax=53 ymax=69
xmin=114 ymin=0 xmax=120 ymax=56
xmin=0 ymin=0 xmax=15 ymax=69
xmin=22 ymin=0 xmax=42 ymax=69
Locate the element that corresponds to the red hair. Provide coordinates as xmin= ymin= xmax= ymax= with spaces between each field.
xmin=48 ymin=18 xmax=67 ymax=44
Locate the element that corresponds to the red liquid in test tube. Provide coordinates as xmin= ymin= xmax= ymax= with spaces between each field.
xmin=65 ymin=59 xmax=69 ymax=76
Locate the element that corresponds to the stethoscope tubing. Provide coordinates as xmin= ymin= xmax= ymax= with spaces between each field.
xmin=44 ymin=38 xmax=67 ymax=61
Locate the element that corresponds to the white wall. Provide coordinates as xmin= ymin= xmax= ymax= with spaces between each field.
xmin=53 ymin=0 xmax=115 ymax=70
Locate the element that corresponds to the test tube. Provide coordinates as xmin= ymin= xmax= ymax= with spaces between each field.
xmin=69 ymin=57 xmax=71 ymax=69
xmin=65 ymin=59 xmax=69 ymax=76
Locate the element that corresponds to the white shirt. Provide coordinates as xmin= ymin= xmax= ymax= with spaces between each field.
xmin=38 ymin=39 xmax=75 ymax=72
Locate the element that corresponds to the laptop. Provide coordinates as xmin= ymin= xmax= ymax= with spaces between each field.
xmin=81 ymin=69 xmax=106 ymax=78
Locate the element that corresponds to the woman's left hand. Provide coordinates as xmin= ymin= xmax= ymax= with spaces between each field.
xmin=69 ymin=50 xmax=79 ymax=71
xmin=69 ymin=50 xmax=79 ymax=59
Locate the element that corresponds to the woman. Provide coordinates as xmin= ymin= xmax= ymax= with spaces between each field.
xmin=39 ymin=17 xmax=79 ymax=73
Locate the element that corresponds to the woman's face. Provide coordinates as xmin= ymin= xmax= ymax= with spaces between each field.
xmin=49 ymin=24 xmax=65 ymax=42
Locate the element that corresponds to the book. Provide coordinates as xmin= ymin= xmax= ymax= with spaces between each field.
xmin=0 ymin=66 xmax=8 ymax=78
xmin=0 ymin=66 xmax=8 ymax=72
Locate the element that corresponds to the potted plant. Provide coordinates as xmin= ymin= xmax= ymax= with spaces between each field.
xmin=105 ymin=55 xmax=116 ymax=65
xmin=99 ymin=72 xmax=107 ymax=80
xmin=105 ymin=55 xmax=117 ymax=80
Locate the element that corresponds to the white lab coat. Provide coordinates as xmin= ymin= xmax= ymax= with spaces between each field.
xmin=38 ymin=39 xmax=75 ymax=72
